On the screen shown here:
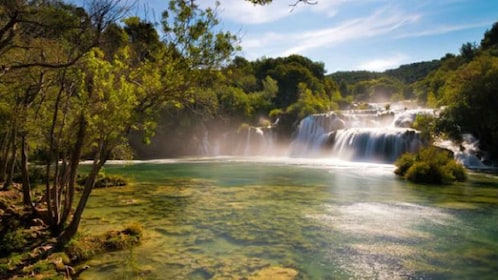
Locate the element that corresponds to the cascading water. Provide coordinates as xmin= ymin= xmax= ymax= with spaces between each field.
xmin=436 ymin=134 xmax=493 ymax=170
xmin=290 ymin=112 xmax=345 ymax=157
xmin=290 ymin=106 xmax=430 ymax=162
xmin=330 ymin=128 xmax=421 ymax=162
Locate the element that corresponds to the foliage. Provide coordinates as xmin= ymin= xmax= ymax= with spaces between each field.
xmin=384 ymin=60 xmax=441 ymax=84
xmin=0 ymin=0 xmax=240 ymax=248
xmin=481 ymin=21 xmax=498 ymax=50
xmin=412 ymin=114 xmax=437 ymax=142
xmin=286 ymin=83 xmax=338 ymax=119
xmin=438 ymin=53 xmax=498 ymax=158
xmin=395 ymin=147 xmax=467 ymax=184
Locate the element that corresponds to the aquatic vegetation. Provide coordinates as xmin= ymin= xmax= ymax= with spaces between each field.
xmin=65 ymin=223 xmax=144 ymax=262
xmin=77 ymin=173 xmax=129 ymax=189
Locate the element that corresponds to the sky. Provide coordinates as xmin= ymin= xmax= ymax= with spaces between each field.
xmin=76 ymin=0 xmax=498 ymax=73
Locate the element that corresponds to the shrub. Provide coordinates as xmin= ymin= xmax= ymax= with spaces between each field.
xmin=443 ymin=160 xmax=467 ymax=182
xmin=395 ymin=146 xmax=467 ymax=184
xmin=394 ymin=153 xmax=415 ymax=176
xmin=405 ymin=162 xmax=432 ymax=183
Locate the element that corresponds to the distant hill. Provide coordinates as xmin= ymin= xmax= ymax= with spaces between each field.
xmin=328 ymin=71 xmax=382 ymax=85
xmin=384 ymin=60 xmax=441 ymax=84
xmin=328 ymin=60 xmax=441 ymax=85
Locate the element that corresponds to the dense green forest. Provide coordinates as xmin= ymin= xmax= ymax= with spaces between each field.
xmin=1 ymin=1 xmax=498 ymax=275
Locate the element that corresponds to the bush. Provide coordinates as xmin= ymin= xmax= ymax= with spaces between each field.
xmin=394 ymin=153 xmax=415 ymax=176
xmin=395 ymin=146 xmax=467 ymax=184
xmin=405 ymin=162 xmax=432 ymax=183
xmin=443 ymin=160 xmax=467 ymax=182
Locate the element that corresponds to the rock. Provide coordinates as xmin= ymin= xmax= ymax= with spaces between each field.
xmin=30 ymin=218 xmax=45 ymax=227
xmin=250 ymin=266 xmax=298 ymax=280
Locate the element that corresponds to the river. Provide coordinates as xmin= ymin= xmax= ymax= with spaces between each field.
xmin=79 ymin=157 xmax=498 ymax=279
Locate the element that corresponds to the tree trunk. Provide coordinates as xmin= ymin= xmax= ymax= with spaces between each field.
xmin=0 ymin=131 xmax=10 ymax=183
xmin=58 ymin=140 xmax=108 ymax=247
xmin=20 ymin=135 xmax=32 ymax=207
xmin=2 ymin=126 xmax=17 ymax=190
xmin=61 ymin=114 xmax=87 ymax=226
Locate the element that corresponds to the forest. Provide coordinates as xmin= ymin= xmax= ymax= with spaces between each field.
xmin=1 ymin=0 xmax=498 ymax=278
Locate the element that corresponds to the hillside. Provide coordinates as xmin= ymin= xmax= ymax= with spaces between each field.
xmin=328 ymin=60 xmax=441 ymax=85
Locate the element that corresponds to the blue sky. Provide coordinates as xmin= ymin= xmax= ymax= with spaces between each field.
xmin=77 ymin=0 xmax=498 ymax=73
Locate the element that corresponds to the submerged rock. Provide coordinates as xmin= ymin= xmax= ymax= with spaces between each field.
xmin=250 ymin=266 xmax=298 ymax=280
xmin=156 ymin=186 xmax=194 ymax=198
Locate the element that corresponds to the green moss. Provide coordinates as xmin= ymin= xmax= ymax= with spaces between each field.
xmin=31 ymin=260 xmax=52 ymax=274
xmin=65 ymin=223 xmax=143 ymax=262
xmin=122 ymin=222 xmax=144 ymax=238
xmin=65 ymin=234 xmax=99 ymax=262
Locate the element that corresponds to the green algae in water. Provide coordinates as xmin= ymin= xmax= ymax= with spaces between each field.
xmin=79 ymin=160 xmax=498 ymax=279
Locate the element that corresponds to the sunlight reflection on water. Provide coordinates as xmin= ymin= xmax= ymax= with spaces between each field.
xmin=308 ymin=202 xmax=458 ymax=279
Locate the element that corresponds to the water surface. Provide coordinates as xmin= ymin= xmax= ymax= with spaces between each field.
xmin=79 ymin=157 xmax=498 ymax=279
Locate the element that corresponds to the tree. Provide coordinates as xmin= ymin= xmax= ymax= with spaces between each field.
xmin=481 ymin=21 xmax=498 ymax=50
xmin=459 ymin=42 xmax=477 ymax=62
xmin=56 ymin=0 xmax=238 ymax=244
xmin=438 ymin=53 xmax=498 ymax=158
xmin=0 ymin=0 xmax=126 ymax=74
xmin=0 ymin=0 xmax=126 ymax=196
xmin=0 ymin=0 xmax=238 ymax=248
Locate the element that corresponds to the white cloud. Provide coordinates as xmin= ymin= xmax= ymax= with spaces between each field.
xmin=200 ymin=0 xmax=348 ymax=24
xmin=241 ymin=7 xmax=420 ymax=58
xmin=357 ymin=54 xmax=410 ymax=71
xmin=397 ymin=20 xmax=495 ymax=38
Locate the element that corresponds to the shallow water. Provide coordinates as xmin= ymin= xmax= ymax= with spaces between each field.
xmin=79 ymin=157 xmax=498 ymax=279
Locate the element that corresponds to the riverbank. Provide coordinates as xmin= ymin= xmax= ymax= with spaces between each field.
xmin=0 ymin=184 xmax=142 ymax=279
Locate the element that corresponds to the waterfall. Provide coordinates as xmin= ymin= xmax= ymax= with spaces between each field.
xmin=331 ymin=128 xmax=421 ymax=162
xmin=290 ymin=112 xmax=345 ymax=156
xmin=435 ymin=134 xmax=492 ymax=169
xmin=290 ymin=108 xmax=427 ymax=162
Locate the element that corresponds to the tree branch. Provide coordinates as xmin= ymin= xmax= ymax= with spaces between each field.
xmin=289 ymin=0 xmax=318 ymax=11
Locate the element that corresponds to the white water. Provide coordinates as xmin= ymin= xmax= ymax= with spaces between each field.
xmin=290 ymin=107 xmax=430 ymax=162
xmin=331 ymin=128 xmax=421 ymax=162
xmin=436 ymin=134 xmax=494 ymax=169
